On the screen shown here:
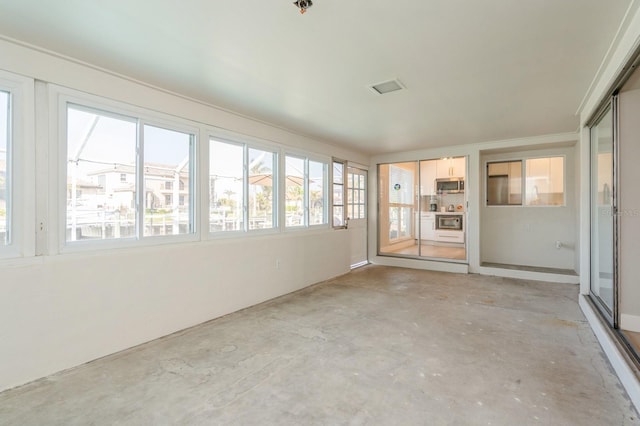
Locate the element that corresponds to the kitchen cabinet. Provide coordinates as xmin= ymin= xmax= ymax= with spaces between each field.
xmin=436 ymin=157 xmax=466 ymax=178
xmin=421 ymin=213 xmax=435 ymax=240
xmin=434 ymin=230 xmax=465 ymax=244
xmin=419 ymin=160 xmax=437 ymax=195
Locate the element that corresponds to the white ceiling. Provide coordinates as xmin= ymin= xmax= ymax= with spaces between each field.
xmin=0 ymin=1 xmax=633 ymax=154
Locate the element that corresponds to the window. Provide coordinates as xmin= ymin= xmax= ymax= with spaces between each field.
xmin=486 ymin=157 xmax=564 ymax=207
xmin=525 ymin=157 xmax=564 ymax=206
xmin=0 ymin=90 xmax=9 ymax=246
xmin=65 ymin=103 xmax=195 ymax=244
xmin=285 ymin=155 xmax=305 ymax=228
xmin=487 ymin=161 xmax=522 ymax=206
xmin=143 ymin=124 xmax=193 ymax=236
xmin=309 ymin=160 xmax=327 ymax=225
xmin=209 ymin=138 xmax=278 ymax=233
xmin=285 ymin=155 xmax=328 ymax=228
xmin=332 ymin=160 xmax=345 ymax=227
xmin=209 ymin=139 xmax=244 ymax=232
xmin=347 ymin=167 xmax=366 ymax=220
xmin=165 ymin=181 xmax=172 ymax=190
xmin=248 ymin=148 xmax=276 ymax=230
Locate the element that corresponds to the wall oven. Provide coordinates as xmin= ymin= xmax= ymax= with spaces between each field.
xmin=436 ymin=214 xmax=463 ymax=231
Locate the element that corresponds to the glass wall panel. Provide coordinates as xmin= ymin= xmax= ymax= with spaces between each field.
xmin=591 ymin=106 xmax=615 ymax=316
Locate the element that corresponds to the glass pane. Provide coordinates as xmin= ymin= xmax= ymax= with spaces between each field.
xmin=210 ymin=139 xmax=244 ymax=232
xmin=525 ymin=157 xmax=564 ymax=206
xmin=248 ymin=148 xmax=276 ymax=230
xmin=309 ymin=160 xmax=326 ymax=225
xmin=66 ymin=105 xmax=137 ymax=242
xmin=143 ymin=125 xmax=193 ymax=237
xmin=591 ymin=108 xmax=614 ymax=313
xmin=0 ymin=91 xmax=8 ymax=245
xmin=333 ymin=184 xmax=343 ymax=205
xmin=333 ymin=161 xmax=343 ymax=184
xmin=333 ymin=206 xmax=343 ymax=227
xmin=389 ymin=164 xmax=414 ymax=204
xmin=487 ymin=161 xmax=522 ymax=206
xmin=285 ymin=156 xmax=305 ymax=227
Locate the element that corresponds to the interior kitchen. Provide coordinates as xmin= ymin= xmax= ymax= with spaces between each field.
xmin=378 ymin=156 xmax=467 ymax=262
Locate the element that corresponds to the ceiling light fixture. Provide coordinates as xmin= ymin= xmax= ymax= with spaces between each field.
xmin=293 ymin=0 xmax=313 ymax=14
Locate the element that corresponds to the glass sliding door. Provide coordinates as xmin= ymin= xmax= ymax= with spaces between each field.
xmin=590 ymin=101 xmax=617 ymax=324
xmin=378 ymin=162 xmax=417 ymax=256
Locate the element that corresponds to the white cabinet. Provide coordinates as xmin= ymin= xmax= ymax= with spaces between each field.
xmin=436 ymin=157 xmax=466 ymax=178
xmin=420 ymin=160 xmax=437 ymax=195
xmin=421 ymin=213 xmax=435 ymax=241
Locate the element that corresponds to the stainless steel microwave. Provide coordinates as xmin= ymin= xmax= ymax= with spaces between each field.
xmin=436 ymin=177 xmax=464 ymax=194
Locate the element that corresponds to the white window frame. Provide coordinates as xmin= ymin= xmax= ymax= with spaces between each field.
xmin=485 ymin=154 xmax=566 ymax=208
xmin=283 ymin=152 xmax=330 ymax=230
xmin=207 ymin=130 xmax=280 ymax=237
xmin=0 ymin=71 xmax=35 ymax=260
xmin=52 ymin=86 xmax=199 ymax=254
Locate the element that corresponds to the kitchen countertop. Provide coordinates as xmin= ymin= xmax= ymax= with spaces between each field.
xmin=434 ymin=211 xmax=465 ymax=215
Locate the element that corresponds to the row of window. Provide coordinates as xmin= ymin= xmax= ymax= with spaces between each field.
xmin=0 ymin=80 xmax=366 ymax=258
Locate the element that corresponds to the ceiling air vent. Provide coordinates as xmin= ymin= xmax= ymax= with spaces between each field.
xmin=369 ymin=79 xmax=405 ymax=95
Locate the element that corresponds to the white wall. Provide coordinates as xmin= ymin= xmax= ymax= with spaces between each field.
xmin=479 ymin=145 xmax=578 ymax=271
xmin=0 ymin=38 xmax=365 ymax=392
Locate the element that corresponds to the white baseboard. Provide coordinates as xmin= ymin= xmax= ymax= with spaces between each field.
xmin=579 ymin=295 xmax=640 ymax=413
xmin=476 ymin=266 xmax=580 ymax=284
xmin=621 ymin=314 xmax=640 ymax=332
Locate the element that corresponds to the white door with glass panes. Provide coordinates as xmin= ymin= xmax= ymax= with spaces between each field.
xmin=347 ymin=167 xmax=368 ymax=268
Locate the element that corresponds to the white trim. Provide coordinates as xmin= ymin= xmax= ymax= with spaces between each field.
xmin=476 ymin=266 xmax=579 ymax=284
xmin=621 ymin=314 xmax=640 ymax=332
xmin=371 ymin=255 xmax=469 ymax=274
xmin=580 ymin=295 xmax=640 ymax=413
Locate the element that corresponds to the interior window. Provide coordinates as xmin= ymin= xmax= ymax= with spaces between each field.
xmin=486 ymin=161 xmax=522 ymax=206
xmin=525 ymin=157 xmax=565 ymax=206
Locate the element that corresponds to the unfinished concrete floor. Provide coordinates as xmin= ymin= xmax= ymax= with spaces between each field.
xmin=0 ymin=265 xmax=637 ymax=425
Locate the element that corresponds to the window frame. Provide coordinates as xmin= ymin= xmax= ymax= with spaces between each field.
xmin=55 ymin=87 xmax=199 ymax=253
xmin=485 ymin=154 xmax=566 ymax=208
xmin=332 ymin=158 xmax=347 ymax=229
xmin=283 ymin=152 xmax=330 ymax=230
xmin=207 ymin=132 xmax=280 ymax=237
xmin=0 ymin=71 xmax=34 ymax=260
